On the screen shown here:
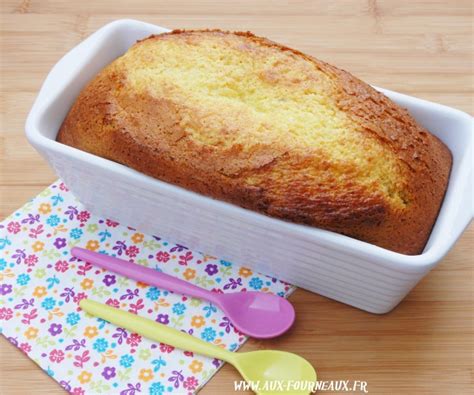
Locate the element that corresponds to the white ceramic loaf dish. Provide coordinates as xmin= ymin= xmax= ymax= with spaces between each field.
xmin=26 ymin=20 xmax=473 ymax=313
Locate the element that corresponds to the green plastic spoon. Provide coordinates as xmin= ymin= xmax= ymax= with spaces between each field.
xmin=80 ymin=299 xmax=316 ymax=394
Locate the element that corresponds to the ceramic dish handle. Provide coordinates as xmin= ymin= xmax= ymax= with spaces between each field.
xmin=72 ymin=247 xmax=212 ymax=301
xmin=80 ymin=299 xmax=231 ymax=362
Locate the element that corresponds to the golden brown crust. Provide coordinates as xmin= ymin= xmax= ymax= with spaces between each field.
xmin=57 ymin=30 xmax=452 ymax=255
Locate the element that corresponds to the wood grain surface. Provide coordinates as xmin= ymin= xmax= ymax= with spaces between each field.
xmin=0 ymin=1 xmax=473 ymax=394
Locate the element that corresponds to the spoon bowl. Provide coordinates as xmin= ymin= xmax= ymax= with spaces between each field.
xmin=216 ymin=291 xmax=295 ymax=338
xmin=234 ymin=350 xmax=317 ymax=394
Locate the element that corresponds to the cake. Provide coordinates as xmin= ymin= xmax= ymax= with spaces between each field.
xmin=57 ymin=30 xmax=452 ymax=255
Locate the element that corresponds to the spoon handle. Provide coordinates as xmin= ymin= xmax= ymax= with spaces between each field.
xmin=80 ymin=299 xmax=233 ymax=363
xmin=72 ymin=247 xmax=213 ymax=302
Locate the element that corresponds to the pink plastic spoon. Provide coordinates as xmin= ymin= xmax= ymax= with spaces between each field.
xmin=71 ymin=247 xmax=295 ymax=338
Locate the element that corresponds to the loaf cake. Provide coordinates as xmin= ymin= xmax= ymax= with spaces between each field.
xmin=57 ymin=30 xmax=452 ymax=255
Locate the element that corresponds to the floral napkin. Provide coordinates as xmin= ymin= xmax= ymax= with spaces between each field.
xmin=0 ymin=180 xmax=294 ymax=394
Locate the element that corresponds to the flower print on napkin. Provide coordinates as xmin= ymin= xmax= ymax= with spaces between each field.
xmin=0 ymin=180 xmax=294 ymax=394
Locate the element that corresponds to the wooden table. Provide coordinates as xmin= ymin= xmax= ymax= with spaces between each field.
xmin=1 ymin=1 xmax=472 ymax=393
